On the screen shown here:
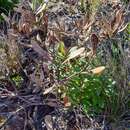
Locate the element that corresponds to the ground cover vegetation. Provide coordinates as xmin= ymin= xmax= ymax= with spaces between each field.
xmin=0 ymin=0 xmax=130 ymax=130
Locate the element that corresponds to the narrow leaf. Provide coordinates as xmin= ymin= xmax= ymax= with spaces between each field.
xmin=36 ymin=3 xmax=47 ymax=15
xmin=58 ymin=41 xmax=66 ymax=56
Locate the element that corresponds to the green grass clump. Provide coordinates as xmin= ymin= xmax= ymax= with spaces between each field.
xmin=0 ymin=0 xmax=19 ymax=20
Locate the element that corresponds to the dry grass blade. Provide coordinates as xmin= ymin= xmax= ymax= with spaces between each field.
xmin=0 ymin=116 xmax=6 ymax=126
xmin=31 ymin=41 xmax=51 ymax=61
xmin=112 ymin=9 xmax=124 ymax=34
xmin=36 ymin=3 xmax=47 ymax=15
xmin=43 ymin=86 xmax=55 ymax=95
xmin=101 ymin=18 xmax=112 ymax=36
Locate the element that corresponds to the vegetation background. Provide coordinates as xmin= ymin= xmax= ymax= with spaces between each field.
xmin=0 ymin=0 xmax=130 ymax=130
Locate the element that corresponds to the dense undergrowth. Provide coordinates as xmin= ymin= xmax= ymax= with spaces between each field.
xmin=0 ymin=0 xmax=130 ymax=130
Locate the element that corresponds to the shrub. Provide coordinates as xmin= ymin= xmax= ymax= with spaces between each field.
xmin=53 ymin=44 xmax=118 ymax=116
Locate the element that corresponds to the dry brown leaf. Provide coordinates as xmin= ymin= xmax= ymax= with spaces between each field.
xmin=63 ymin=96 xmax=71 ymax=107
xmin=91 ymin=66 xmax=105 ymax=75
xmin=18 ymin=8 xmax=35 ymax=34
xmin=63 ymin=47 xmax=85 ymax=64
xmin=91 ymin=33 xmax=99 ymax=55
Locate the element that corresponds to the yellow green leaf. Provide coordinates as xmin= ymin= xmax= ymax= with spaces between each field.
xmin=58 ymin=41 xmax=66 ymax=56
